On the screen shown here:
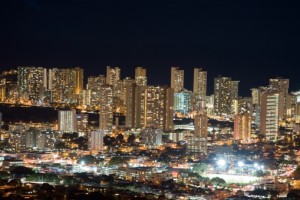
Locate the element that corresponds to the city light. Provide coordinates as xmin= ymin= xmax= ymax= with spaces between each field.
xmin=217 ymin=159 xmax=226 ymax=166
xmin=238 ymin=161 xmax=244 ymax=167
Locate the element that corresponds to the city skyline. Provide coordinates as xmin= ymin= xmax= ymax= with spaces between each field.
xmin=1 ymin=0 xmax=300 ymax=96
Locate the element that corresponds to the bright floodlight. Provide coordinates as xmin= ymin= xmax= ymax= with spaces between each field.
xmin=254 ymin=163 xmax=258 ymax=168
xmin=81 ymin=161 xmax=85 ymax=165
xmin=238 ymin=161 xmax=244 ymax=167
xmin=217 ymin=159 xmax=226 ymax=166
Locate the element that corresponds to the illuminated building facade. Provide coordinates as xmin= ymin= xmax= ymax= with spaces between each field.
xmin=87 ymin=75 xmax=106 ymax=108
xmin=17 ymin=66 xmax=47 ymax=102
xmin=99 ymin=84 xmax=113 ymax=130
xmin=48 ymin=67 xmax=84 ymax=103
xmin=174 ymin=89 xmax=192 ymax=115
xmin=234 ymin=113 xmax=252 ymax=142
xmin=214 ymin=77 xmax=232 ymax=115
xmin=0 ymin=79 xmax=5 ymax=102
xmin=106 ymin=66 xmax=120 ymax=95
xmin=124 ymin=78 xmax=137 ymax=128
xmin=79 ymin=89 xmax=91 ymax=108
xmin=190 ymin=114 xmax=208 ymax=154
xmin=144 ymin=86 xmax=174 ymax=131
xmin=135 ymin=67 xmax=147 ymax=86
xmin=89 ymin=130 xmax=105 ymax=153
xmin=76 ymin=113 xmax=89 ymax=133
xmin=171 ymin=67 xmax=184 ymax=92
xmin=260 ymin=90 xmax=281 ymax=140
xmin=58 ymin=109 xmax=77 ymax=132
xmin=0 ymin=70 xmax=18 ymax=103
xmin=140 ymin=127 xmax=163 ymax=146
xmin=193 ymin=68 xmax=207 ymax=97
xmin=269 ymin=78 xmax=290 ymax=115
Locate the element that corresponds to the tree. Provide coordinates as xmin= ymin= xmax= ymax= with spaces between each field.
xmin=193 ymin=163 xmax=208 ymax=174
xmin=77 ymin=155 xmax=98 ymax=165
xmin=10 ymin=166 xmax=33 ymax=179
xmin=253 ymin=170 xmax=269 ymax=177
xmin=116 ymin=133 xmax=124 ymax=143
xmin=210 ymin=177 xmax=226 ymax=186
xmin=108 ymin=156 xmax=129 ymax=166
xmin=293 ymin=167 xmax=300 ymax=179
xmin=0 ymin=171 xmax=10 ymax=179
xmin=127 ymin=134 xmax=136 ymax=143
xmin=54 ymin=141 xmax=66 ymax=150
xmin=103 ymin=135 xmax=115 ymax=146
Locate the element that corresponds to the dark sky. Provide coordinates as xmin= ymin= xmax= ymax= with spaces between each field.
xmin=1 ymin=0 xmax=300 ymax=96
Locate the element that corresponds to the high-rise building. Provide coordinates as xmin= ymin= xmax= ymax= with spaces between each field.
xmin=58 ymin=109 xmax=77 ymax=132
xmin=214 ymin=77 xmax=232 ymax=115
xmin=0 ymin=79 xmax=5 ymax=102
xmin=74 ymin=67 xmax=84 ymax=95
xmin=79 ymin=89 xmax=91 ymax=108
xmin=0 ymin=70 xmax=18 ymax=103
xmin=24 ymin=127 xmax=40 ymax=148
xmin=174 ymin=89 xmax=193 ymax=115
xmin=193 ymin=68 xmax=207 ymax=97
xmin=87 ymin=75 xmax=106 ymax=107
xmin=140 ymin=127 xmax=163 ymax=146
xmin=231 ymin=81 xmax=239 ymax=100
xmin=89 ymin=130 xmax=105 ymax=153
xmin=191 ymin=114 xmax=208 ymax=154
xmin=76 ymin=113 xmax=89 ymax=133
xmin=106 ymin=66 xmax=120 ymax=87
xmin=124 ymin=78 xmax=137 ymax=128
xmin=106 ymin=66 xmax=121 ymax=98
xmin=17 ymin=66 xmax=47 ymax=102
xmin=135 ymin=67 xmax=147 ymax=86
xmin=48 ymin=67 xmax=84 ymax=103
xmin=143 ymin=86 xmax=174 ymax=131
xmin=269 ymin=78 xmax=289 ymax=115
xmin=260 ymin=90 xmax=281 ymax=141
xmin=234 ymin=113 xmax=251 ymax=142
xmin=99 ymin=84 xmax=113 ymax=130
xmin=171 ymin=67 xmax=184 ymax=92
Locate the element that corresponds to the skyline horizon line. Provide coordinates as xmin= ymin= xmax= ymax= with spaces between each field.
xmin=2 ymin=65 xmax=297 ymax=97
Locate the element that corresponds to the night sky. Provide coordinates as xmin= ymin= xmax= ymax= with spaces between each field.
xmin=1 ymin=0 xmax=300 ymax=96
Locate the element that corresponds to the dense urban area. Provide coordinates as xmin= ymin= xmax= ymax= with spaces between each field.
xmin=0 ymin=66 xmax=299 ymax=199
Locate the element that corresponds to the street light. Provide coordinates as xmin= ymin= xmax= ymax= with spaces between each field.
xmin=217 ymin=159 xmax=226 ymax=166
xmin=238 ymin=161 xmax=244 ymax=167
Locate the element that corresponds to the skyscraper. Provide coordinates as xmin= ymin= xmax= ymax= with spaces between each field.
xmin=48 ymin=67 xmax=84 ymax=103
xmin=174 ymin=89 xmax=192 ymax=115
xmin=89 ymin=130 xmax=105 ymax=154
xmin=106 ymin=66 xmax=120 ymax=87
xmin=214 ymin=77 xmax=232 ymax=115
xmin=76 ymin=113 xmax=89 ymax=133
xmin=171 ymin=67 xmax=184 ymax=92
xmin=0 ymin=79 xmax=5 ymax=102
xmin=58 ymin=109 xmax=77 ymax=132
xmin=87 ymin=75 xmax=106 ymax=108
xmin=98 ymin=84 xmax=113 ymax=131
xmin=135 ymin=67 xmax=147 ymax=86
xmin=193 ymin=68 xmax=207 ymax=97
xmin=193 ymin=114 xmax=208 ymax=154
xmin=260 ymin=90 xmax=281 ymax=141
xmin=231 ymin=81 xmax=239 ymax=100
xmin=269 ymin=78 xmax=289 ymax=115
xmin=143 ymin=86 xmax=174 ymax=131
xmin=17 ymin=66 xmax=47 ymax=102
xmin=124 ymin=78 xmax=137 ymax=128
xmin=234 ymin=113 xmax=252 ymax=142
